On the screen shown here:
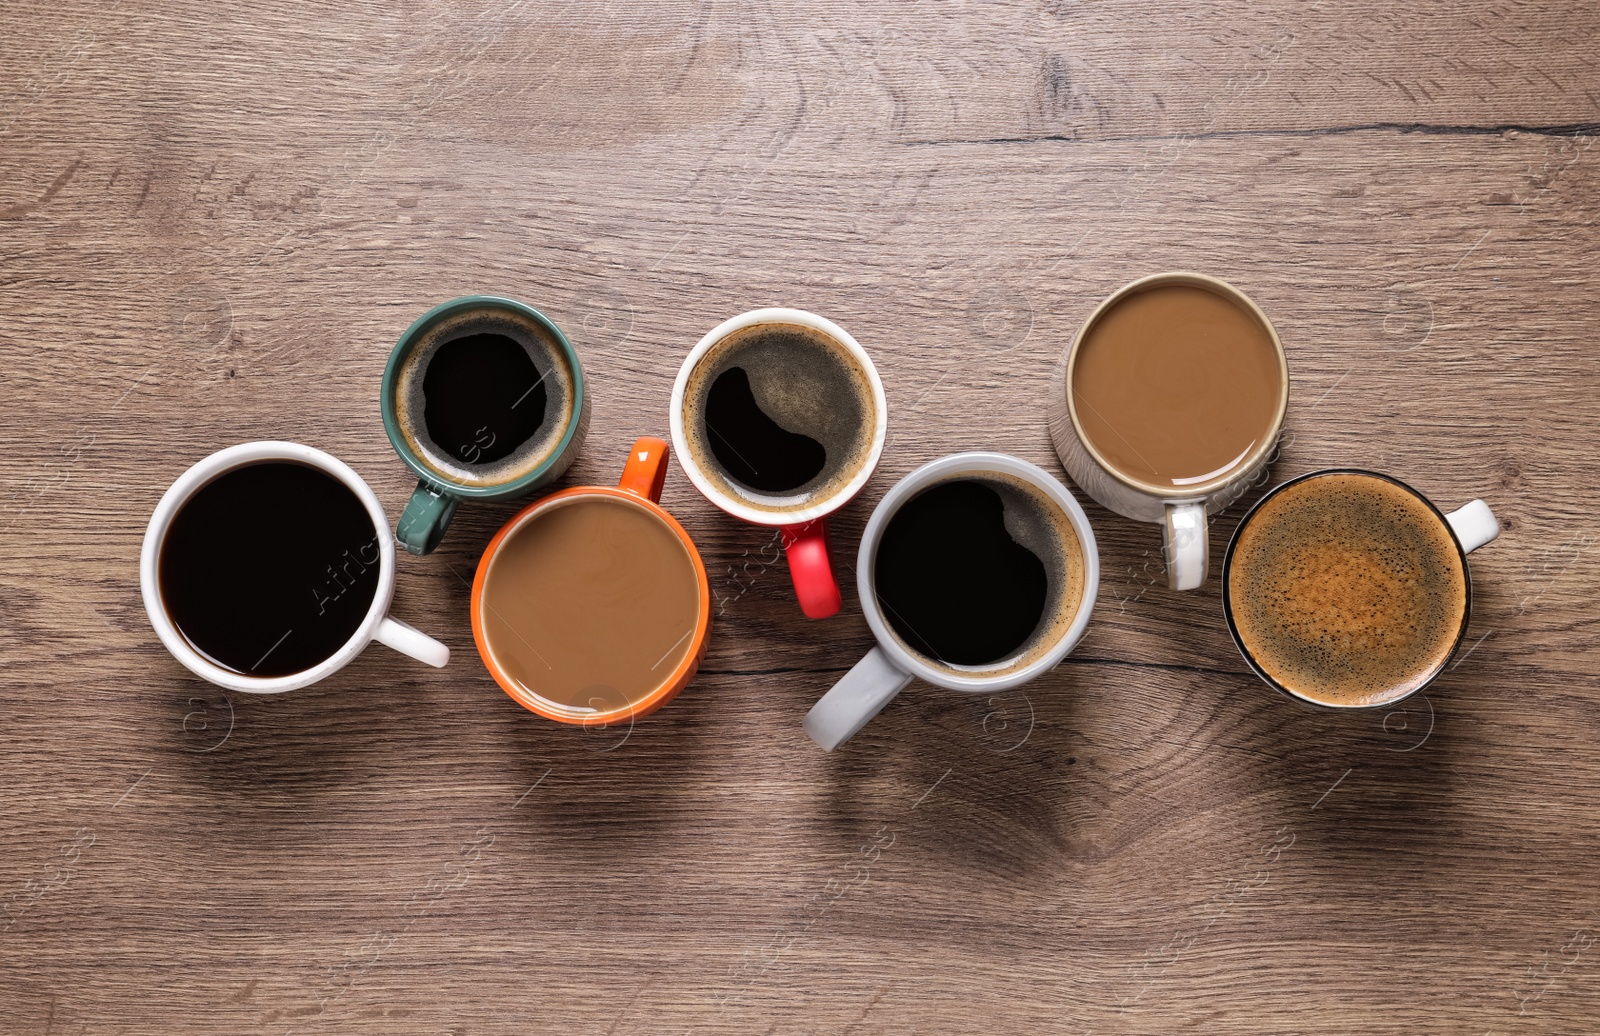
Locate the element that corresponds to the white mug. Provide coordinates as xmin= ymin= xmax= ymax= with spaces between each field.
xmin=803 ymin=453 xmax=1100 ymax=751
xmin=670 ymin=307 xmax=888 ymax=619
xmin=1047 ymin=272 xmax=1289 ymax=591
xmin=140 ymin=441 xmax=449 ymax=693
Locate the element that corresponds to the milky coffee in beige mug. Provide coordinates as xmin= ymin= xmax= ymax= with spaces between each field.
xmin=1047 ymin=272 xmax=1289 ymax=590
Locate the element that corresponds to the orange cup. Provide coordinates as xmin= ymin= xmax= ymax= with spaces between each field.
xmin=470 ymin=437 xmax=711 ymax=725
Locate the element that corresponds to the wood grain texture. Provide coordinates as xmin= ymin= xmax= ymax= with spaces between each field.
xmin=3 ymin=1 xmax=1598 ymax=1033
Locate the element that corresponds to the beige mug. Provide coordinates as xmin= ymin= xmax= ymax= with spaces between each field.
xmin=1047 ymin=272 xmax=1289 ymax=590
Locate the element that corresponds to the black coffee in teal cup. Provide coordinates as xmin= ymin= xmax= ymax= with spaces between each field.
xmin=381 ymin=296 xmax=589 ymax=554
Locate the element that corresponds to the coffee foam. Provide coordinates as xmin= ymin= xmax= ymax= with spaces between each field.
xmin=1227 ymin=472 xmax=1467 ymax=706
xmin=882 ymin=471 xmax=1087 ymax=678
xmin=395 ymin=306 xmax=577 ymax=487
xmin=682 ymin=322 xmax=877 ymax=515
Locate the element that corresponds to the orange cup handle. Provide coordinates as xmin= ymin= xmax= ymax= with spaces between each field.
xmin=618 ymin=436 xmax=670 ymax=503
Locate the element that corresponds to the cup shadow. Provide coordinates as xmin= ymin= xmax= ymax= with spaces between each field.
xmin=798 ymin=619 xmax=1475 ymax=892
xmin=807 ymin=658 xmax=1092 ymax=882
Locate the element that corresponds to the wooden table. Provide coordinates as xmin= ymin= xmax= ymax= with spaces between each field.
xmin=4 ymin=2 xmax=1597 ymax=1032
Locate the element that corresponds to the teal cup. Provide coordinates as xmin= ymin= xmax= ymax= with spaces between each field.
xmin=380 ymin=296 xmax=589 ymax=554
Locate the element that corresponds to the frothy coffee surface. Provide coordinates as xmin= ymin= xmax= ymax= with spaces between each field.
xmin=1072 ymin=283 xmax=1282 ymax=488
xmin=396 ymin=305 xmax=576 ymax=488
xmin=479 ymin=495 xmax=701 ymax=716
xmin=874 ymin=474 xmax=1086 ymax=675
xmin=1227 ymin=472 xmax=1467 ymax=706
xmin=683 ymin=322 xmax=876 ymax=514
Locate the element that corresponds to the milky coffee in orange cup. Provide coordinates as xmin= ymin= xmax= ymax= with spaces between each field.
xmin=470 ymin=437 xmax=711 ymax=725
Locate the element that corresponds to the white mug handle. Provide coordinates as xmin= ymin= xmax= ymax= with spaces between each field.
xmin=804 ymin=646 xmax=915 ymax=752
xmin=1163 ymin=501 xmax=1208 ymax=591
xmin=1446 ymin=499 xmax=1500 ymax=554
xmin=375 ymin=615 xmax=450 ymax=668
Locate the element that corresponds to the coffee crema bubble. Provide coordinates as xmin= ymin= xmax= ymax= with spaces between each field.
xmin=1226 ymin=472 xmax=1468 ymax=707
xmin=682 ymin=322 xmax=878 ymax=514
xmin=874 ymin=474 xmax=1087 ymax=676
xmin=394 ymin=306 xmax=579 ymax=488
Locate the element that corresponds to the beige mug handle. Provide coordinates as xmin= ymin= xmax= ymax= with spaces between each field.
xmin=1163 ymin=501 xmax=1208 ymax=590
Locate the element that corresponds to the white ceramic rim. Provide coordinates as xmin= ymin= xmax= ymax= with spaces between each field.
xmin=668 ymin=307 xmax=889 ymax=527
xmin=139 ymin=441 xmax=398 ymax=694
xmin=855 ymin=452 xmax=1101 ymax=692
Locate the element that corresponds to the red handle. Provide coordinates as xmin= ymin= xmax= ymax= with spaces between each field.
xmin=782 ymin=518 xmax=842 ymax=619
xmin=618 ymin=437 xmax=669 ymax=502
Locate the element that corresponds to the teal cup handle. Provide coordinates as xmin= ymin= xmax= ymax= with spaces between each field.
xmin=396 ymin=481 xmax=460 ymax=555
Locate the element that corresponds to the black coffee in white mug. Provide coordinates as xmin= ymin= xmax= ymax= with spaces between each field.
xmin=160 ymin=461 xmax=381 ymax=676
xmin=680 ymin=322 xmax=878 ymax=504
xmin=669 ymin=308 xmax=888 ymax=619
xmin=140 ymin=441 xmax=450 ymax=693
